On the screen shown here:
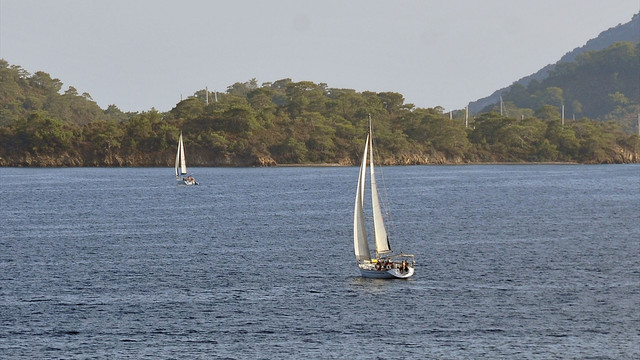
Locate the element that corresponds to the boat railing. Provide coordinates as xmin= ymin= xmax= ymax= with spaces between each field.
xmin=384 ymin=253 xmax=415 ymax=266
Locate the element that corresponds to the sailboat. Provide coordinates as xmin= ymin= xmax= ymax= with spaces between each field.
xmin=353 ymin=118 xmax=414 ymax=279
xmin=175 ymin=131 xmax=198 ymax=185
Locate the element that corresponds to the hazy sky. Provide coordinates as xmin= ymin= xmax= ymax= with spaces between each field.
xmin=1 ymin=0 xmax=638 ymax=112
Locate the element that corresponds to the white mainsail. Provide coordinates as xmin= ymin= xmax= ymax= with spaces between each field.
xmin=175 ymin=132 xmax=187 ymax=177
xmin=353 ymin=134 xmax=371 ymax=262
xmin=369 ymin=128 xmax=391 ymax=255
xmin=174 ymin=136 xmax=180 ymax=177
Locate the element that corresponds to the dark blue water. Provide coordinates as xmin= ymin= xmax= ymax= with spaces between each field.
xmin=1 ymin=165 xmax=638 ymax=359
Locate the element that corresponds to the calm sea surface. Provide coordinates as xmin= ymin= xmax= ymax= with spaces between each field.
xmin=1 ymin=165 xmax=638 ymax=359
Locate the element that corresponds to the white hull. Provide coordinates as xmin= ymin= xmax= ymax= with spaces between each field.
xmin=177 ymin=177 xmax=198 ymax=186
xmin=358 ymin=262 xmax=415 ymax=279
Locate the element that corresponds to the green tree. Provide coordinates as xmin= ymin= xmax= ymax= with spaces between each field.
xmin=83 ymin=120 xmax=124 ymax=158
xmin=227 ymin=78 xmax=258 ymax=97
xmin=286 ymin=81 xmax=327 ymax=117
xmin=12 ymin=112 xmax=75 ymax=154
xmin=535 ymin=105 xmax=561 ymax=122
xmin=546 ymin=120 xmax=580 ymax=160
xmin=170 ymin=98 xmax=205 ymax=120
xmin=270 ymin=137 xmax=308 ymax=163
xmin=428 ymin=119 xmax=471 ymax=158
xmin=222 ymin=105 xmax=259 ymax=134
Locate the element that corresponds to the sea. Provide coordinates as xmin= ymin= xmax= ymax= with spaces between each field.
xmin=1 ymin=165 xmax=638 ymax=359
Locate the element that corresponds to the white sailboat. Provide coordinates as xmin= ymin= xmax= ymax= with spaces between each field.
xmin=175 ymin=131 xmax=198 ymax=185
xmin=353 ymin=118 xmax=414 ymax=279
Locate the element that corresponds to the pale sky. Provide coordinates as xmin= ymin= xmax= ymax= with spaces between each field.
xmin=1 ymin=0 xmax=638 ymax=112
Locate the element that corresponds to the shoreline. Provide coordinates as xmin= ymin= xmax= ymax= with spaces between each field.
xmin=275 ymin=162 xmax=584 ymax=167
xmin=5 ymin=161 xmax=639 ymax=169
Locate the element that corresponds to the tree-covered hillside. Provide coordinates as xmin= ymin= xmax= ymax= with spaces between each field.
xmin=489 ymin=42 xmax=639 ymax=134
xmin=469 ymin=13 xmax=639 ymax=114
xmin=0 ymin=60 xmax=131 ymax=126
xmin=0 ymin=59 xmax=638 ymax=167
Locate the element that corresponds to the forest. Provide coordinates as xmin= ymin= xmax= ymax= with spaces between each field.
xmin=0 ymin=42 xmax=638 ymax=167
xmin=492 ymin=42 xmax=640 ymax=134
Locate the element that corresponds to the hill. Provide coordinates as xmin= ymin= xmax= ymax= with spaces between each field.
xmin=468 ymin=13 xmax=640 ymax=116
xmin=0 ymin=59 xmax=133 ymax=127
xmin=485 ymin=42 xmax=639 ymax=134
xmin=0 ymin=67 xmax=638 ymax=166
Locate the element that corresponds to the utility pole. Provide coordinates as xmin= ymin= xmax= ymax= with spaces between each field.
xmin=465 ymin=106 xmax=469 ymax=128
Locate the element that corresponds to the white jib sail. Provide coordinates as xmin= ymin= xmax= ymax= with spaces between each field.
xmin=175 ymin=133 xmax=182 ymax=177
xmin=354 ymin=134 xmax=371 ymax=262
xmin=369 ymin=133 xmax=391 ymax=255
xmin=178 ymin=133 xmax=187 ymax=175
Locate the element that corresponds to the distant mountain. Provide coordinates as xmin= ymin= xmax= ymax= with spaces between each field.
xmin=468 ymin=12 xmax=640 ymax=114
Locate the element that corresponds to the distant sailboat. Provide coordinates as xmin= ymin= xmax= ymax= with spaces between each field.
xmin=353 ymin=117 xmax=414 ymax=279
xmin=175 ymin=131 xmax=198 ymax=185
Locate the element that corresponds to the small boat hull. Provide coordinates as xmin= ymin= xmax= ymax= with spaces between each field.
xmin=358 ymin=263 xmax=414 ymax=279
xmin=178 ymin=177 xmax=198 ymax=186
xmin=387 ymin=267 xmax=415 ymax=279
